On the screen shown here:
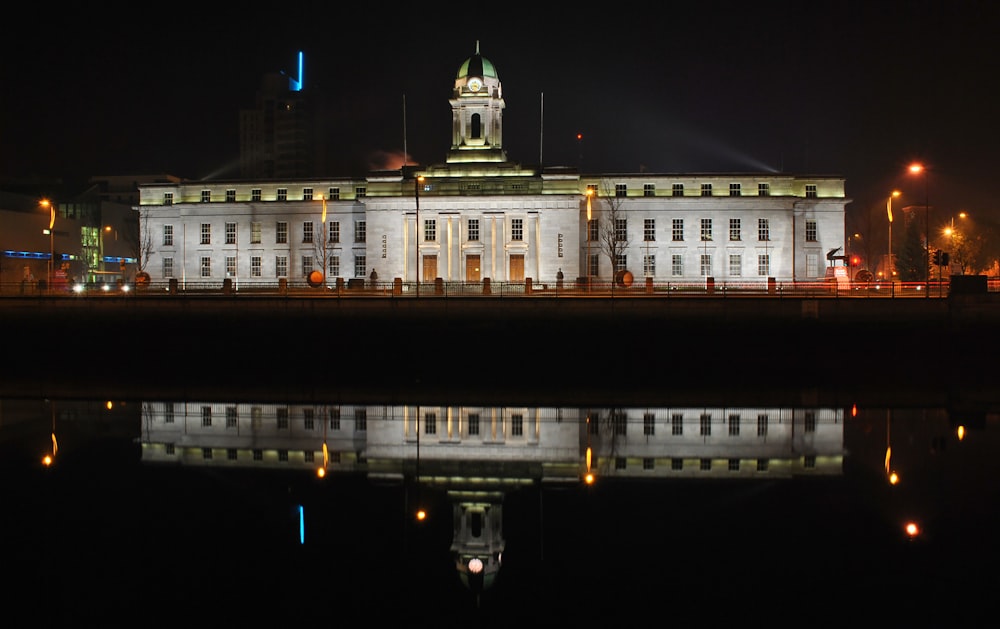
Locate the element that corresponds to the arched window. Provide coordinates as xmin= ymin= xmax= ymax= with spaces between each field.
xmin=470 ymin=113 xmax=481 ymax=139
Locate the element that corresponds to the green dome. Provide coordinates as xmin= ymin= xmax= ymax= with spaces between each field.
xmin=456 ymin=41 xmax=498 ymax=80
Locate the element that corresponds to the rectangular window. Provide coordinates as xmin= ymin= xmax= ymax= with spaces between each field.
xmin=511 ymin=218 xmax=524 ymax=241
xmin=329 ymin=221 xmax=340 ymax=243
xmin=729 ymin=218 xmax=741 ymax=241
xmin=303 ymin=408 xmax=315 ymax=430
xmin=758 ymin=182 xmax=770 ymax=196
xmin=729 ymin=183 xmax=741 ymax=197
xmin=225 ymin=222 xmax=236 ymax=245
xmin=672 ymin=219 xmax=684 ymax=241
xmin=329 ymin=255 xmax=340 ymax=277
xmin=355 ymin=220 xmax=366 ymax=243
xmin=355 ymin=408 xmax=367 ymax=431
xmin=200 ymin=223 xmax=211 ymax=245
xmin=804 ymin=411 xmax=817 ymax=433
xmin=729 ymin=414 xmax=740 ymax=436
xmin=615 ymin=254 xmax=627 ymax=273
xmin=757 ymin=459 xmax=769 ymax=471
xmin=354 ymin=255 xmax=366 ymax=277
xmin=671 ymin=254 xmax=683 ymax=276
xmin=277 ymin=408 xmax=289 ymax=429
xmin=729 ymin=254 xmax=742 ymax=276
xmin=758 ymin=218 xmax=770 ymax=241
xmin=226 ymin=256 xmax=236 ymax=277
xmin=701 ymin=183 xmax=712 ymax=197
xmin=303 ymin=221 xmax=314 ymax=244
xmin=804 ymin=455 xmax=816 ymax=469
xmin=163 ymin=192 xmax=173 ymax=206
xmin=805 ymin=184 xmax=817 ymax=198
xmin=424 ymin=219 xmax=436 ymax=242
xmin=671 ymin=458 xmax=683 ymax=470
xmin=700 ymin=414 xmax=711 ymax=436
xmin=728 ymin=459 xmax=740 ymax=471
xmin=275 ymin=255 xmax=287 ymax=277
xmin=757 ymin=414 xmax=769 ymax=436
xmin=276 ymin=222 xmax=288 ymax=244
xmin=163 ymin=225 xmax=173 ymax=246
xmin=588 ymin=253 xmax=598 ymax=278
xmin=758 ymin=254 xmax=770 ymax=276
xmin=355 ymin=186 xmax=367 ymax=199
xmin=225 ymin=189 xmax=236 ymax=202
xmin=643 ymin=254 xmax=655 ymax=276
xmin=512 ymin=413 xmax=524 ymax=436
xmin=201 ymin=406 xmax=212 ymax=427
xmin=643 ymin=183 xmax=655 ymax=197
xmin=329 ymin=407 xmax=341 ymax=430
xmin=201 ymin=190 xmax=211 ymax=203
xmin=468 ymin=218 xmax=479 ymax=241
xmin=805 ymin=220 xmax=818 ymax=242
xmin=615 ymin=183 xmax=627 ymax=197
xmin=700 ymin=254 xmax=711 ymax=276
xmin=200 ymin=256 xmax=211 ymax=277
xmin=303 ymin=187 xmax=313 ymax=201
xmin=202 ymin=448 xmax=213 ymax=460
xmin=671 ymin=413 xmax=683 ymax=435
xmin=807 ymin=252 xmax=819 ymax=277
xmin=700 ymin=218 xmax=712 ymax=241
xmin=643 ymin=413 xmax=655 ymax=436
xmin=226 ymin=406 xmax=237 ymax=428
xmin=468 ymin=413 xmax=480 ymax=436
xmin=250 ymin=222 xmax=261 ymax=244
xmin=643 ymin=218 xmax=655 ymax=241
xmin=588 ymin=219 xmax=598 ymax=242
xmin=614 ymin=218 xmax=627 ymax=242
xmin=163 ymin=257 xmax=173 ymax=278
xmin=643 ymin=458 xmax=655 ymax=471
xmin=425 ymin=412 xmax=437 ymax=435
xmin=251 ymin=256 xmax=261 ymax=277
xmin=672 ymin=183 xmax=684 ymax=197
xmin=302 ymin=256 xmax=313 ymax=276
xmin=328 ymin=187 xmax=340 ymax=201
xmin=251 ymin=188 xmax=261 ymax=202
xmin=277 ymin=188 xmax=287 ymax=201
xmin=164 ymin=402 xmax=175 ymax=424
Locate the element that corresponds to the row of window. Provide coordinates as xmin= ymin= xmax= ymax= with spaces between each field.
xmin=592 ymin=253 xmax=774 ymax=277
xmin=171 ymin=406 xmax=818 ymax=437
xmin=162 ymin=254 xmax=368 ymax=279
xmin=617 ymin=456 xmax=818 ymax=471
xmin=167 ymin=217 xmax=818 ymax=247
xmin=164 ymin=183 xmax=822 ymax=205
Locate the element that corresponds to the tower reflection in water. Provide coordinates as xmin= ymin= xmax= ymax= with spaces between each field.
xmin=138 ymin=400 xmax=845 ymax=594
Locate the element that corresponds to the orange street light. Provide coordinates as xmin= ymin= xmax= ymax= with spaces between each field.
xmin=908 ymin=163 xmax=931 ymax=296
xmin=585 ymin=187 xmax=594 ymax=291
xmin=39 ymin=198 xmax=56 ymax=288
xmin=887 ymin=191 xmax=901 ymax=280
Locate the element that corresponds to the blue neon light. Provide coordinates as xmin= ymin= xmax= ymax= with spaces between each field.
xmin=298 ymin=504 xmax=305 ymax=544
xmin=288 ymin=51 xmax=304 ymax=92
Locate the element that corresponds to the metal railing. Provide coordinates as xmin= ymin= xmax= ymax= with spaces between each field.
xmin=3 ymin=276 xmax=994 ymax=298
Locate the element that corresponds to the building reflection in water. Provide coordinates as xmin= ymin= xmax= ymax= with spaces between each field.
xmin=138 ymin=400 xmax=845 ymax=594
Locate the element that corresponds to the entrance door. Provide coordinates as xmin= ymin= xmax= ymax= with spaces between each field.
xmin=422 ymin=255 xmax=437 ymax=282
xmin=466 ymin=255 xmax=481 ymax=282
xmin=509 ymin=255 xmax=524 ymax=281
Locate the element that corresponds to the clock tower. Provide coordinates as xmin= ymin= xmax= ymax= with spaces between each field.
xmin=447 ymin=41 xmax=507 ymax=163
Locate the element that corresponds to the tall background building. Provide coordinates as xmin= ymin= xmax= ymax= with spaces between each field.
xmin=239 ymin=52 xmax=327 ymax=180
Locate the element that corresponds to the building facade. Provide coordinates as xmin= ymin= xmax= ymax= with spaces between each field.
xmin=138 ymin=46 xmax=849 ymax=290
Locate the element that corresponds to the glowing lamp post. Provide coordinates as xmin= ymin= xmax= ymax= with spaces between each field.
xmin=39 ymin=198 xmax=55 ymax=288
xmin=414 ymin=175 xmax=425 ymax=297
xmin=585 ymin=188 xmax=593 ymax=292
xmin=887 ymin=191 xmax=900 ymax=281
xmin=908 ymin=163 xmax=930 ymax=297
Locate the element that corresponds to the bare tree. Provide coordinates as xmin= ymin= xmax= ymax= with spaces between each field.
xmin=595 ymin=179 xmax=631 ymax=282
xmin=126 ymin=208 xmax=155 ymax=275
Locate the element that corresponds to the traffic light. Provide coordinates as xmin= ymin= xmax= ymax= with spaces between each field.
xmin=942 ymin=252 xmax=950 ymax=266
xmin=850 ymin=255 xmax=861 ymax=266
xmin=932 ymin=250 xmax=941 ymax=265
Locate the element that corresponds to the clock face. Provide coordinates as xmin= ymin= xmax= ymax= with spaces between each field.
xmin=468 ymin=78 xmax=482 ymax=92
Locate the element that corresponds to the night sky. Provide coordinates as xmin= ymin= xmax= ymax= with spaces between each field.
xmin=2 ymin=1 xmax=997 ymax=226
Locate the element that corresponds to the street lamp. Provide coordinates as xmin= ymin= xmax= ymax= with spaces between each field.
xmin=585 ymin=187 xmax=594 ymax=292
xmin=101 ymin=225 xmax=113 ymax=275
xmin=908 ymin=163 xmax=930 ymax=297
xmin=39 ymin=198 xmax=56 ymax=288
xmin=887 ymin=190 xmax=900 ymax=281
xmin=414 ymin=175 xmax=424 ymax=297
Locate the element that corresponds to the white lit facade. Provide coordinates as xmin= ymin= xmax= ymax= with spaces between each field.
xmin=137 ymin=47 xmax=849 ymax=289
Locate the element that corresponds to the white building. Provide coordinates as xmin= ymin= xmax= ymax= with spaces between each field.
xmin=136 ymin=45 xmax=849 ymax=290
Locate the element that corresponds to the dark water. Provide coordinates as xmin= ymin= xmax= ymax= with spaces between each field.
xmin=3 ymin=385 xmax=998 ymax=625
